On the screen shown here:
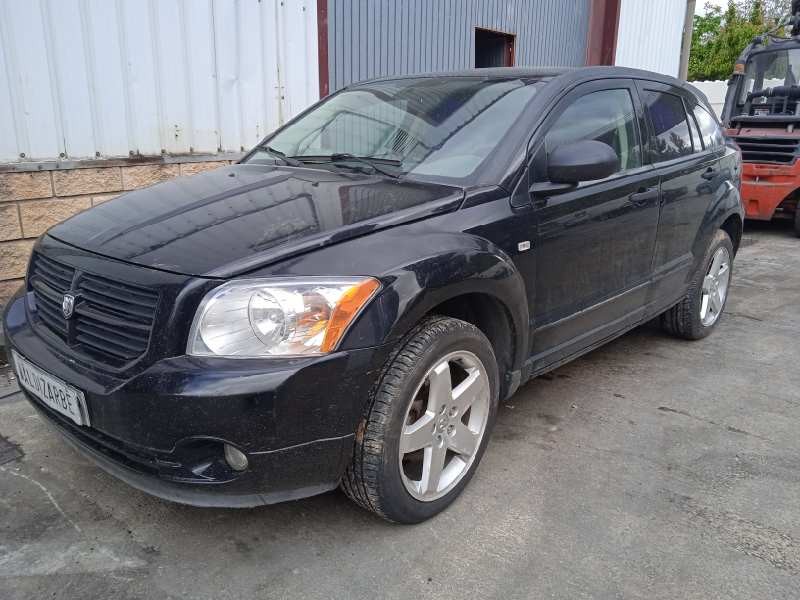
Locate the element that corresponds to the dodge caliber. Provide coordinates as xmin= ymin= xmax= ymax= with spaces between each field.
xmin=2 ymin=67 xmax=743 ymax=523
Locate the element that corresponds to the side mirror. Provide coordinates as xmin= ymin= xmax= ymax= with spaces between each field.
xmin=547 ymin=140 xmax=620 ymax=184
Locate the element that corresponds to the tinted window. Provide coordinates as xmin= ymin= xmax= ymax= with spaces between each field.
xmin=693 ymin=104 xmax=725 ymax=149
xmin=644 ymin=91 xmax=694 ymax=162
xmin=545 ymin=89 xmax=642 ymax=175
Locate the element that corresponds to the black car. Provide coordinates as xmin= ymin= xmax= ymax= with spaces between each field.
xmin=3 ymin=67 xmax=743 ymax=523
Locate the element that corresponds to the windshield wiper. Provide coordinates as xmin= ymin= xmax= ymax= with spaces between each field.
xmin=292 ymin=153 xmax=403 ymax=178
xmin=259 ymin=145 xmax=304 ymax=167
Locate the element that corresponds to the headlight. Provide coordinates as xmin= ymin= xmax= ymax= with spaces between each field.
xmin=187 ymin=277 xmax=380 ymax=358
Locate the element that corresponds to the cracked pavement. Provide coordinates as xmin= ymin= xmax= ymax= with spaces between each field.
xmin=1 ymin=222 xmax=798 ymax=599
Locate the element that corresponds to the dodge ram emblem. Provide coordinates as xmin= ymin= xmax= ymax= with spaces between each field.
xmin=62 ymin=294 xmax=75 ymax=319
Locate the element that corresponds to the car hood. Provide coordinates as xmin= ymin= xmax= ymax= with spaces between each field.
xmin=48 ymin=164 xmax=464 ymax=277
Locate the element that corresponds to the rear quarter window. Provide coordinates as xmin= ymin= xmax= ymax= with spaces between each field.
xmin=692 ymin=104 xmax=725 ymax=149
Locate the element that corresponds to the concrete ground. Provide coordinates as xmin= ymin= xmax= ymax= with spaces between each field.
xmin=1 ymin=223 xmax=798 ymax=600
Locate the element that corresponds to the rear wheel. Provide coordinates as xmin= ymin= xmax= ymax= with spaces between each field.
xmin=661 ymin=229 xmax=734 ymax=340
xmin=341 ymin=316 xmax=499 ymax=523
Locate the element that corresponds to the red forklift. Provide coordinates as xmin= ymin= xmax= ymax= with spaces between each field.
xmin=722 ymin=0 xmax=800 ymax=236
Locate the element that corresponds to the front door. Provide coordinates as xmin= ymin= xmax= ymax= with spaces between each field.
xmin=528 ymin=80 xmax=659 ymax=370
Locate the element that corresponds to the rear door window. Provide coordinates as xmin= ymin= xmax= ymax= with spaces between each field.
xmin=692 ymin=104 xmax=725 ymax=149
xmin=642 ymin=90 xmax=694 ymax=162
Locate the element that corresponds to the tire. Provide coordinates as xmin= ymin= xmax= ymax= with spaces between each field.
xmin=794 ymin=207 xmax=800 ymax=238
xmin=661 ymin=229 xmax=734 ymax=340
xmin=341 ymin=315 xmax=499 ymax=523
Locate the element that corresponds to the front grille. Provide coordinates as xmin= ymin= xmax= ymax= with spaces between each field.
xmin=75 ymin=273 xmax=159 ymax=362
xmin=29 ymin=252 xmax=159 ymax=366
xmin=735 ymin=136 xmax=800 ymax=164
xmin=30 ymin=254 xmax=75 ymax=340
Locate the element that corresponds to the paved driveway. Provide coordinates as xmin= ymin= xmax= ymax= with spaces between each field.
xmin=1 ymin=223 xmax=798 ymax=600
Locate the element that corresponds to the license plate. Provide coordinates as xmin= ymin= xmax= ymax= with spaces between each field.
xmin=11 ymin=350 xmax=90 ymax=427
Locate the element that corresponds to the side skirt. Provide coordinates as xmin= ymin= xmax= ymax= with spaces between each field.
xmin=510 ymin=294 xmax=680 ymax=394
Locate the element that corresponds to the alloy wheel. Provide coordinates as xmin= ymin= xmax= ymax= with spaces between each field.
xmin=398 ymin=350 xmax=490 ymax=502
xmin=700 ymin=246 xmax=731 ymax=327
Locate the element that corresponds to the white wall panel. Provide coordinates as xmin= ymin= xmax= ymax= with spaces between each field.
xmin=182 ymin=0 xmax=219 ymax=154
xmin=690 ymin=80 xmax=728 ymax=118
xmin=0 ymin=0 xmax=319 ymax=163
xmin=615 ymin=0 xmax=686 ymax=78
xmin=85 ymin=0 xmax=132 ymax=157
xmin=1 ymin=0 xmax=63 ymax=159
xmin=0 ymin=19 xmax=20 ymax=161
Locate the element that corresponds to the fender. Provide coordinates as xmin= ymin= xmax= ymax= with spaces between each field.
xmin=340 ymin=231 xmax=529 ymax=373
xmin=690 ymin=169 xmax=745 ymax=275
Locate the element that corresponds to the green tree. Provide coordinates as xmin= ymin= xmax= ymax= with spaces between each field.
xmin=688 ymin=0 xmax=791 ymax=81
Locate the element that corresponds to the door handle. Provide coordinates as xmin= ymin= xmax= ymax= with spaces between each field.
xmin=701 ymin=168 xmax=718 ymax=180
xmin=628 ymin=187 xmax=659 ymax=207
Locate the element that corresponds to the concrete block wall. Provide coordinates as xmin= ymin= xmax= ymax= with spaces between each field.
xmin=0 ymin=159 xmax=232 ymax=315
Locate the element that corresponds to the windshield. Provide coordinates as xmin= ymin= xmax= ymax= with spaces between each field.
xmin=739 ymin=48 xmax=800 ymax=104
xmin=244 ymin=77 xmax=541 ymax=181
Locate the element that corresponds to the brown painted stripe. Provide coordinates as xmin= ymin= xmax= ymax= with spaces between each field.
xmin=317 ymin=0 xmax=330 ymax=98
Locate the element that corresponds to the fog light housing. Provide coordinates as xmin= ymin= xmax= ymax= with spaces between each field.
xmin=224 ymin=444 xmax=249 ymax=471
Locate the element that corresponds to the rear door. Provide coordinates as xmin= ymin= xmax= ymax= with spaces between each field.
xmin=528 ymin=79 xmax=660 ymax=369
xmin=636 ymin=81 xmax=723 ymax=315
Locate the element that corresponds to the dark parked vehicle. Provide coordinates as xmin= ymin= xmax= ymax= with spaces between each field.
xmin=3 ymin=67 xmax=743 ymax=523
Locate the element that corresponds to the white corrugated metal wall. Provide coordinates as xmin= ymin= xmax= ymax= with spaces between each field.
xmin=0 ymin=0 xmax=319 ymax=163
xmin=614 ymin=0 xmax=687 ymax=78
xmin=689 ymin=80 xmax=727 ymax=117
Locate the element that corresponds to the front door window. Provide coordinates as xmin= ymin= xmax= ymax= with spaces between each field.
xmin=543 ymin=88 xmax=643 ymax=177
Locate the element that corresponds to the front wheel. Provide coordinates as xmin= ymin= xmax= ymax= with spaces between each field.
xmin=661 ymin=229 xmax=734 ymax=340
xmin=341 ymin=316 xmax=499 ymax=523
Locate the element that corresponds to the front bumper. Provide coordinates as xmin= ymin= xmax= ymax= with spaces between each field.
xmin=3 ymin=291 xmax=389 ymax=507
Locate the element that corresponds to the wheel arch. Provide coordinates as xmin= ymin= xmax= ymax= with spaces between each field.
xmin=692 ymin=181 xmax=744 ymax=270
xmin=425 ymin=292 xmax=518 ymax=400
xmin=341 ymin=242 xmax=530 ymax=397
xmin=720 ymin=212 xmax=743 ymax=255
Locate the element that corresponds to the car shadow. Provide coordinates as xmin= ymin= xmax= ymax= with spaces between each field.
xmin=741 ymin=217 xmax=795 ymax=239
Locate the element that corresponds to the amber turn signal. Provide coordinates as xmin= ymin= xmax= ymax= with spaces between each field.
xmin=320 ymin=278 xmax=381 ymax=352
